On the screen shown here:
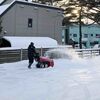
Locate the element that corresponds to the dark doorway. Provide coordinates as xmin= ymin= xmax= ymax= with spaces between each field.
xmin=64 ymin=29 xmax=69 ymax=44
xmin=0 ymin=38 xmax=11 ymax=47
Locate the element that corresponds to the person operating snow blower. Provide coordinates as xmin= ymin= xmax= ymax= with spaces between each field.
xmin=27 ymin=42 xmax=36 ymax=69
xmin=27 ymin=43 xmax=54 ymax=69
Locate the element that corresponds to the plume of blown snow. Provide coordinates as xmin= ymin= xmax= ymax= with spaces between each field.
xmin=45 ymin=48 xmax=79 ymax=60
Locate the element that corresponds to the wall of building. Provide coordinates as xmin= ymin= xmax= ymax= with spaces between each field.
xmin=68 ymin=25 xmax=100 ymax=48
xmin=2 ymin=4 xmax=16 ymax=36
xmin=2 ymin=2 xmax=63 ymax=44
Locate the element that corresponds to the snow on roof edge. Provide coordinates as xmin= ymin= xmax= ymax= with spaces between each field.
xmin=0 ymin=0 xmax=63 ymax=15
xmin=0 ymin=0 xmax=4 ymax=4
xmin=0 ymin=0 xmax=15 ymax=15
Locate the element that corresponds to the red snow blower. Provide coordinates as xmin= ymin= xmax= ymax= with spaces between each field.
xmin=35 ymin=53 xmax=54 ymax=68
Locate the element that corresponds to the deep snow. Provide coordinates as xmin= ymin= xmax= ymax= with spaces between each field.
xmin=0 ymin=49 xmax=100 ymax=100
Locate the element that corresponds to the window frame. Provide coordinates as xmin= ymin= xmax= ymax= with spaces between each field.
xmin=28 ymin=18 xmax=33 ymax=28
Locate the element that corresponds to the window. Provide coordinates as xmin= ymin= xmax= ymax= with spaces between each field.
xmin=84 ymin=34 xmax=88 ymax=38
xmin=96 ymin=34 xmax=100 ymax=38
xmin=73 ymin=34 xmax=77 ymax=37
xmin=28 ymin=18 xmax=32 ymax=28
xmin=70 ymin=34 xmax=72 ymax=36
xmin=91 ymin=34 xmax=93 ymax=36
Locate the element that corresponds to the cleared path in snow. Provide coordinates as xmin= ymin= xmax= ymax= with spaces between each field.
xmin=0 ymin=55 xmax=100 ymax=100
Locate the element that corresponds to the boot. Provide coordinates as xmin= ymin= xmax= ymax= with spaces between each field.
xmin=28 ymin=63 xmax=32 ymax=69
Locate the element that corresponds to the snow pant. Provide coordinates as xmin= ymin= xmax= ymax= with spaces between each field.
xmin=28 ymin=57 xmax=34 ymax=69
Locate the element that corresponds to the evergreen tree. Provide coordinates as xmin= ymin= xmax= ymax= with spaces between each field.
xmin=32 ymin=0 xmax=61 ymax=5
xmin=56 ymin=0 xmax=100 ymax=48
xmin=31 ymin=0 xmax=100 ymax=48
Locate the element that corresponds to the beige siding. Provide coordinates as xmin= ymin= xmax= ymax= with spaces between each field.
xmin=15 ymin=4 xmax=38 ymax=36
xmin=37 ymin=8 xmax=63 ymax=43
xmin=2 ymin=5 xmax=16 ymax=36
xmin=37 ymin=8 xmax=54 ymax=37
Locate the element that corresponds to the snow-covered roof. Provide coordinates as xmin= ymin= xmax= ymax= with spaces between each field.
xmin=0 ymin=4 xmax=10 ymax=15
xmin=0 ymin=0 xmax=4 ymax=4
xmin=0 ymin=0 xmax=62 ymax=16
xmin=4 ymin=36 xmax=58 ymax=49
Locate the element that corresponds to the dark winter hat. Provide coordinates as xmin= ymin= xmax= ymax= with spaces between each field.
xmin=30 ymin=42 xmax=34 ymax=45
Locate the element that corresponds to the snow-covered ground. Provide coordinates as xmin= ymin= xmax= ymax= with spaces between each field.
xmin=0 ymin=49 xmax=100 ymax=100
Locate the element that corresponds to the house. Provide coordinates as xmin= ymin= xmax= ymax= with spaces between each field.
xmin=62 ymin=24 xmax=100 ymax=48
xmin=0 ymin=0 xmax=63 ymax=45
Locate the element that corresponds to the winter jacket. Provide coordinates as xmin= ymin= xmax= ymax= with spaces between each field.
xmin=28 ymin=44 xmax=36 ymax=58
